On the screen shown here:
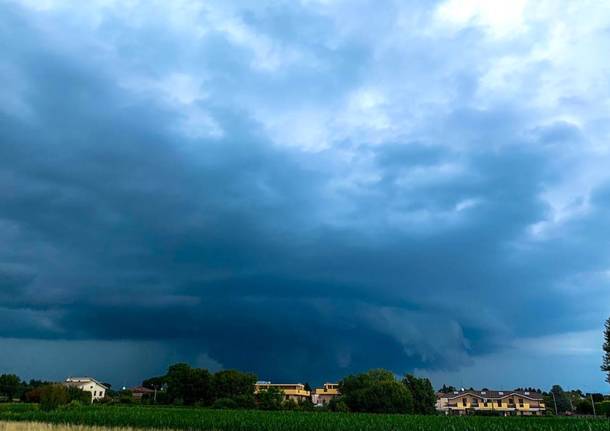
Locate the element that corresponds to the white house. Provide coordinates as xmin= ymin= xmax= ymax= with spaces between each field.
xmin=64 ymin=377 xmax=108 ymax=402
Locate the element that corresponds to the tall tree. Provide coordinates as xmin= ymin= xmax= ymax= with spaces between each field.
xmin=165 ymin=363 xmax=213 ymax=405
xmin=602 ymin=317 xmax=610 ymax=384
xmin=339 ymin=369 xmax=413 ymax=414
xmin=0 ymin=374 xmax=21 ymax=400
xmin=402 ymin=374 xmax=436 ymax=415
xmin=213 ymin=370 xmax=256 ymax=400
xmin=549 ymin=385 xmax=572 ymax=414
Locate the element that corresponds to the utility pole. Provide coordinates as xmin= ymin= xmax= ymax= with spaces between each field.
xmin=551 ymin=391 xmax=558 ymax=416
xmin=590 ymin=394 xmax=596 ymax=417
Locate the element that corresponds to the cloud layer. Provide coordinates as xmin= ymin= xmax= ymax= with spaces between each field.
xmin=1 ymin=0 xmax=610 ymax=390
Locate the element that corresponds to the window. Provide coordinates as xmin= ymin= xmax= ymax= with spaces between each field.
xmin=497 ymin=400 xmax=501 ymax=407
xmin=94 ymin=391 xmax=97 ymax=396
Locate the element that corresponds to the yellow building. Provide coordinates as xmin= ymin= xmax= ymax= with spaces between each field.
xmin=312 ymin=383 xmax=340 ymax=406
xmin=254 ymin=381 xmax=310 ymax=402
xmin=436 ymin=390 xmax=546 ymax=416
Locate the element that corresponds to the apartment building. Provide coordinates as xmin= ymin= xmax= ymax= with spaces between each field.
xmin=254 ymin=381 xmax=310 ymax=402
xmin=436 ymin=390 xmax=546 ymax=416
xmin=312 ymin=383 xmax=340 ymax=406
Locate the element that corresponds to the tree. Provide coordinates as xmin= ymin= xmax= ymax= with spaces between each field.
xmin=339 ymin=369 xmax=413 ymax=414
xmin=165 ymin=363 xmax=213 ymax=405
xmin=0 ymin=374 xmax=21 ymax=400
xmin=213 ymin=370 xmax=256 ymax=400
xmin=439 ymin=384 xmax=457 ymax=393
xmin=602 ymin=317 xmax=610 ymax=384
xmin=143 ymin=375 xmax=166 ymax=390
xmin=339 ymin=369 xmax=395 ymax=394
xmin=328 ymin=396 xmax=349 ymax=412
xmin=402 ymin=374 xmax=436 ymax=415
xmin=549 ymin=385 xmax=572 ymax=414
xmin=66 ymin=386 xmax=92 ymax=404
xmin=257 ymin=387 xmax=284 ymax=410
xmin=39 ymin=385 xmax=70 ymax=411
xmin=575 ymin=399 xmax=593 ymax=415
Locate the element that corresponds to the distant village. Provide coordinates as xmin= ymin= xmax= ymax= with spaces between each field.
xmin=2 ymin=366 xmax=609 ymax=416
xmin=69 ymin=377 xmax=551 ymax=415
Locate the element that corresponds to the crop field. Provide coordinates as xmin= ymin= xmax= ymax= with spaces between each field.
xmin=0 ymin=405 xmax=609 ymax=431
xmin=0 ymin=422 xmax=142 ymax=431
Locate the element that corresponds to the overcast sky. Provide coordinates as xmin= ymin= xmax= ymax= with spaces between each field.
xmin=1 ymin=0 xmax=609 ymax=392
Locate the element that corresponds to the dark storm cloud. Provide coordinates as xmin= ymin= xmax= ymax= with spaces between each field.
xmin=1 ymin=0 xmax=610 ymax=388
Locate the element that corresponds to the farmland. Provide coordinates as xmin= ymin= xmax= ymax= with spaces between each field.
xmin=0 ymin=405 xmax=609 ymax=431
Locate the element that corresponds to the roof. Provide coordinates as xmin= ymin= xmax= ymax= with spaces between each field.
xmin=65 ymin=377 xmax=108 ymax=390
xmin=129 ymin=386 xmax=155 ymax=394
xmin=437 ymin=390 xmax=543 ymax=401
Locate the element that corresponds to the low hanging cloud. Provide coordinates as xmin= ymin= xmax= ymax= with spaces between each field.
xmin=1 ymin=0 xmax=610 ymax=389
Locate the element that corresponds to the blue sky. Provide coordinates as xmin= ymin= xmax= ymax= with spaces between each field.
xmin=0 ymin=0 xmax=609 ymax=392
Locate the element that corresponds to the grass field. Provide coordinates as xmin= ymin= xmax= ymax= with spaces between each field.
xmin=1 ymin=404 xmax=609 ymax=431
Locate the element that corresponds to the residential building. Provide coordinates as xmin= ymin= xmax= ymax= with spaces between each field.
xmin=312 ymin=383 xmax=340 ymax=406
xmin=436 ymin=390 xmax=546 ymax=416
xmin=64 ymin=377 xmax=108 ymax=402
xmin=254 ymin=381 xmax=310 ymax=402
xmin=129 ymin=386 xmax=155 ymax=401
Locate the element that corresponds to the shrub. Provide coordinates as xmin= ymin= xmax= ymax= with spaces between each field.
xmin=329 ymin=397 xmax=349 ymax=412
xmin=66 ymin=386 xmax=91 ymax=404
xmin=233 ymin=394 xmax=257 ymax=409
xmin=40 ymin=385 xmax=70 ymax=411
xmin=596 ymin=401 xmax=610 ymax=417
xmin=257 ymin=387 xmax=284 ymax=410
xmin=24 ymin=387 xmax=43 ymax=403
xmin=283 ymin=399 xmax=299 ymax=410
xmin=60 ymin=400 xmax=83 ymax=410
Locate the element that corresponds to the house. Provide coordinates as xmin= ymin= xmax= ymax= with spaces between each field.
xmin=436 ymin=390 xmax=546 ymax=416
xmin=254 ymin=381 xmax=310 ymax=402
xmin=64 ymin=377 xmax=108 ymax=402
xmin=129 ymin=386 xmax=155 ymax=401
xmin=312 ymin=383 xmax=340 ymax=406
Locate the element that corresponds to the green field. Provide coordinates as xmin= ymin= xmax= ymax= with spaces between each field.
xmin=0 ymin=404 xmax=608 ymax=431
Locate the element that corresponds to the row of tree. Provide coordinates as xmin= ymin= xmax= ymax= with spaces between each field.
xmin=0 ymin=375 xmax=55 ymax=402
xmin=137 ymin=364 xmax=437 ymax=414
xmin=142 ymin=364 xmax=258 ymax=407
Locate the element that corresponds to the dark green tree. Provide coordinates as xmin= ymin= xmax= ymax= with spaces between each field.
xmin=256 ymin=387 xmax=284 ymax=410
xmin=66 ymin=386 xmax=92 ymax=404
xmin=143 ymin=375 xmax=166 ymax=390
xmin=165 ymin=363 xmax=213 ymax=405
xmin=213 ymin=369 xmax=256 ymax=400
xmin=602 ymin=317 xmax=610 ymax=384
xmin=339 ymin=369 xmax=413 ymax=414
xmin=402 ymin=374 xmax=436 ymax=414
xmin=549 ymin=385 xmax=572 ymax=414
xmin=0 ymin=374 xmax=21 ymax=400
xmin=339 ymin=368 xmax=395 ymax=394
xmin=39 ymin=385 xmax=70 ymax=411
xmin=575 ymin=399 xmax=593 ymax=415
xmin=439 ymin=384 xmax=456 ymax=393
